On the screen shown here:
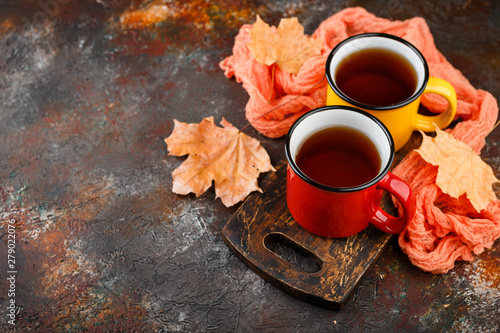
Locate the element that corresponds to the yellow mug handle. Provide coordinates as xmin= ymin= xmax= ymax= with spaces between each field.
xmin=413 ymin=77 xmax=457 ymax=132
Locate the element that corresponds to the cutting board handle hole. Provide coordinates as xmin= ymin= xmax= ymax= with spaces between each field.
xmin=264 ymin=233 xmax=323 ymax=274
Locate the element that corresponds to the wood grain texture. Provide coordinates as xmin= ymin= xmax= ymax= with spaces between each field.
xmin=222 ymin=161 xmax=392 ymax=309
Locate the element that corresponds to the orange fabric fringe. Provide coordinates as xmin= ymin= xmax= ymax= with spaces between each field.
xmin=220 ymin=7 xmax=499 ymax=273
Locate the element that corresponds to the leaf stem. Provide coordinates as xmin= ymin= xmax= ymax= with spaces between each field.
xmin=490 ymin=119 xmax=500 ymax=133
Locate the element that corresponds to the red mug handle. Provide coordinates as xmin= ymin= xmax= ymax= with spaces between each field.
xmin=369 ymin=172 xmax=416 ymax=234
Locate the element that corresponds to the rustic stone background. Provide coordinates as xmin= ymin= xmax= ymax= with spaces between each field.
xmin=0 ymin=0 xmax=498 ymax=331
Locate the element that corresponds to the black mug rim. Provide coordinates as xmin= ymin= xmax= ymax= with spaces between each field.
xmin=325 ymin=32 xmax=430 ymax=111
xmin=285 ymin=106 xmax=395 ymax=193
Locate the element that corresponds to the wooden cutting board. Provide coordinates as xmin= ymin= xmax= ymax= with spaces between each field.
xmin=222 ymin=160 xmax=393 ymax=310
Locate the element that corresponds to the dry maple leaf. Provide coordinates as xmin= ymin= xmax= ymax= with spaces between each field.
xmin=415 ymin=127 xmax=499 ymax=212
xmin=164 ymin=117 xmax=276 ymax=207
xmin=247 ymin=15 xmax=323 ymax=75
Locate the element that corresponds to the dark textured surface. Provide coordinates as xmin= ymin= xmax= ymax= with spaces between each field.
xmin=0 ymin=0 xmax=498 ymax=332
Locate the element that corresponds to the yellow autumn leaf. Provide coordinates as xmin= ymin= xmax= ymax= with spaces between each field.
xmin=164 ymin=117 xmax=275 ymax=207
xmin=247 ymin=15 xmax=323 ymax=74
xmin=415 ymin=127 xmax=499 ymax=212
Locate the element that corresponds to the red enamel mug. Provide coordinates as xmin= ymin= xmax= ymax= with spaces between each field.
xmin=285 ymin=106 xmax=416 ymax=238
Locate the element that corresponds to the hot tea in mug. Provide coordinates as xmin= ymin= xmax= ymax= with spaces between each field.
xmin=335 ymin=48 xmax=417 ymax=106
xmin=285 ymin=106 xmax=416 ymax=238
xmin=295 ymin=126 xmax=381 ymax=188
xmin=326 ymin=33 xmax=457 ymax=151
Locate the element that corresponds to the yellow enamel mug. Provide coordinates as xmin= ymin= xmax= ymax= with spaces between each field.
xmin=326 ymin=33 xmax=457 ymax=151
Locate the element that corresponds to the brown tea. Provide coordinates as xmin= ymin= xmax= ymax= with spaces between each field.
xmin=296 ymin=126 xmax=381 ymax=187
xmin=335 ymin=48 xmax=417 ymax=106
